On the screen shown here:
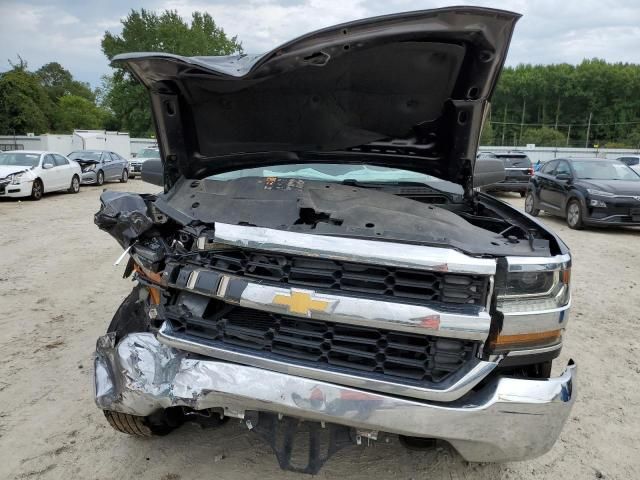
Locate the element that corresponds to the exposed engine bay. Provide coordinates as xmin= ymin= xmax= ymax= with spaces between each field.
xmin=97 ymin=177 xmax=559 ymax=258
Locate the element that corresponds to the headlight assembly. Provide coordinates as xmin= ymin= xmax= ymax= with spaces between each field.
xmin=9 ymin=173 xmax=24 ymax=184
xmin=497 ymin=268 xmax=570 ymax=313
xmin=587 ymin=188 xmax=615 ymax=197
xmin=490 ymin=255 xmax=571 ymax=353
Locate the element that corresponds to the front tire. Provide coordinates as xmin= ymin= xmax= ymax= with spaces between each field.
xmin=102 ymin=285 xmax=182 ymax=436
xmin=30 ymin=179 xmax=43 ymax=200
xmin=68 ymin=175 xmax=80 ymax=193
xmin=103 ymin=411 xmax=174 ymax=437
xmin=120 ymin=169 xmax=129 ymax=183
xmin=566 ymin=199 xmax=584 ymax=229
xmin=96 ymin=170 xmax=105 ymax=186
xmin=524 ymin=191 xmax=540 ymax=216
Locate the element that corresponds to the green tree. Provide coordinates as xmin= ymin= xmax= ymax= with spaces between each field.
xmin=36 ymin=62 xmax=95 ymax=102
xmin=480 ymin=119 xmax=494 ymax=145
xmin=0 ymin=64 xmax=53 ymax=135
xmin=101 ymin=9 xmax=242 ymax=136
xmin=54 ymin=95 xmax=104 ymax=131
xmin=520 ymin=127 xmax=566 ymax=147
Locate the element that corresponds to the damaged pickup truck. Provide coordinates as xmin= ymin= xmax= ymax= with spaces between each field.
xmin=93 ymin=7 xmax=575 ymax=474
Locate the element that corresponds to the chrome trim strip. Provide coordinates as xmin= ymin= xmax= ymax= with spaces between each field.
xmin=171 ymin=272 xmax=492 ymax=341
xmin=485 ymin=275 xmax=494 ymax=312
xmin=210 ymin=223 xmax=497 ymax=275
xmin=499 ymin=298 xmax=570 ymax=335
xmin=505 ymin=253 xmax=571 ymax=272
xmin=506 ymin=343 xmax=562 ymax=357
xmin=156 ymin=322 xmax=498 ymax=402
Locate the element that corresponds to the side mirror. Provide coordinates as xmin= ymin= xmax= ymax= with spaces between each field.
xmin=42 ymin=162 xmax=54 ymax=169
xmin=141 ymin=158 xmax=164 ymax=187
xmin=473 ymin=156 xmax=505 ymax=188
xmin=556 ymin=173 xmax=571 ymax=181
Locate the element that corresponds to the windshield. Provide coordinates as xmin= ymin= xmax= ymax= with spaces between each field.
xmin=210 ymin=164 xmax=464 ymax=194
xmin=572 ymin=160 xmax=640 ymax=181
xmin=68 ymin=151 xmax=102 ymax=161
xmin=0 ymin=152 xmax=40 ymax=168
xmin=138 ymin=149 xmax=160 ymax=159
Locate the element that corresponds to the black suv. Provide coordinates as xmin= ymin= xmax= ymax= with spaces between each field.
xmin=525 ymin=157 xmax=640 ymax=229
xmin=479 ymin=151 xmax=533 ymax=196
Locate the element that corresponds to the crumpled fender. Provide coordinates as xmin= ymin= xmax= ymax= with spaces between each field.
xmin=94 ymin=191 xmax=155 ymax=248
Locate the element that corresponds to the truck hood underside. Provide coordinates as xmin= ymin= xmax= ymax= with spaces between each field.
xmin=113 ymin=7 xmax=520 ymax=190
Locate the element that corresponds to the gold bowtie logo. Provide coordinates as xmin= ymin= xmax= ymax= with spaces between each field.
xmin=273 ymin=290 xmax=332 ymax=316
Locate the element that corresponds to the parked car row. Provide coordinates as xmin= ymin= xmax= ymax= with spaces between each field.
xmin=0 ymin=148 xmax=148 ymax=201
xmin=479 ymin=151 xmax=640 ymax=229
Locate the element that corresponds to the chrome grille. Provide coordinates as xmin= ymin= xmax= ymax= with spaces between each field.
xmin=201 ymin=249 xmax=489 ymax=305
xmin=168 ymin=302 xmax=478 ymax=384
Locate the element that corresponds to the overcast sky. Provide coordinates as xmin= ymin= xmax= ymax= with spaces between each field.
xmin=1 ymin=0 xmax=640 ymax=88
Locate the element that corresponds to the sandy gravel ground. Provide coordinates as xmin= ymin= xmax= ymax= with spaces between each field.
xmin=0 ymin=180 xmax=639 ymax=480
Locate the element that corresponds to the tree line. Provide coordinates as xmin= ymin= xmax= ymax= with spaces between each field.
xmin=483 ymin=60 xmax=640 ymax=148
xmin=0 ymin=9 xmax=241 ymax=138
xmin=2 ymin=10 xmax=640 ymax=149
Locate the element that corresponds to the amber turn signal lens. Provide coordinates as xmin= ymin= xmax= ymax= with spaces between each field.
xmin=489 ymin=329 xmax=561 ymax=351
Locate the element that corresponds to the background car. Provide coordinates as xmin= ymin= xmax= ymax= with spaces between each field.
xmin=128 ymin=147 xmax=160 ymax=178
xmin=68 ymin=150 xmax=129 ymax=185
xmin=525 ymin=157 xmax=640 ymax=229
xmin=0 ymin=150 xmax=81 ymax=200
xmin=615 ymin=155 xmax=640 ymax=174
xmin=478 ymin=151 xmax=533 ymax=196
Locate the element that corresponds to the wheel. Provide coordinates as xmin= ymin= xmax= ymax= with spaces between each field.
xmin=68 ymin=175 xmax=80 ymax=193
xmin=96 ymin=170 xmax=105 ymax=186
xmin=102 ymin=285 xmax=182 ymax=436
xmin=120 ymin=169 xmax=129 ymax=183
xmin=103 ymin=410 xmax=178 ymax=437
xmin=524 ymin=191 xmax=540 ymax=216
xmin=519 ymin=191 xmax=526 ymax=198
xmin=566 ymin=199 xmax=584 ymax=229
xmin=30 ymin=179 xmax=43 ymax=200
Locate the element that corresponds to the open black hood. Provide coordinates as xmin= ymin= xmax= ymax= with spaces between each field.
xmin=114 ymin=7 xmax=520 ymax=191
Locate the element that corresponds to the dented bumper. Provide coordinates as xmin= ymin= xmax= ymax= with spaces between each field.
xmin=95 ymin=332 xmax=576 ymax=462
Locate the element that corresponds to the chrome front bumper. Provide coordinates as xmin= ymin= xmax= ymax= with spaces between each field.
xmin=95 ymin=332 xmax=576 ymax=462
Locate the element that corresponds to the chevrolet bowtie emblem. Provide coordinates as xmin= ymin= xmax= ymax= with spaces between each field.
xmin=272 ymin=289 xmax=334 ymax=316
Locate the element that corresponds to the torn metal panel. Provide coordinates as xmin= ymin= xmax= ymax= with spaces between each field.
xmin=94 ymin=332 xmax=576 ymax=463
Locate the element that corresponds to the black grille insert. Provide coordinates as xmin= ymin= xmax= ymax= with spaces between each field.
xmin=169 ymin=303 xmax=478 ymax=384
xmin=201 ymin=249 xmax=488 ymax=305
